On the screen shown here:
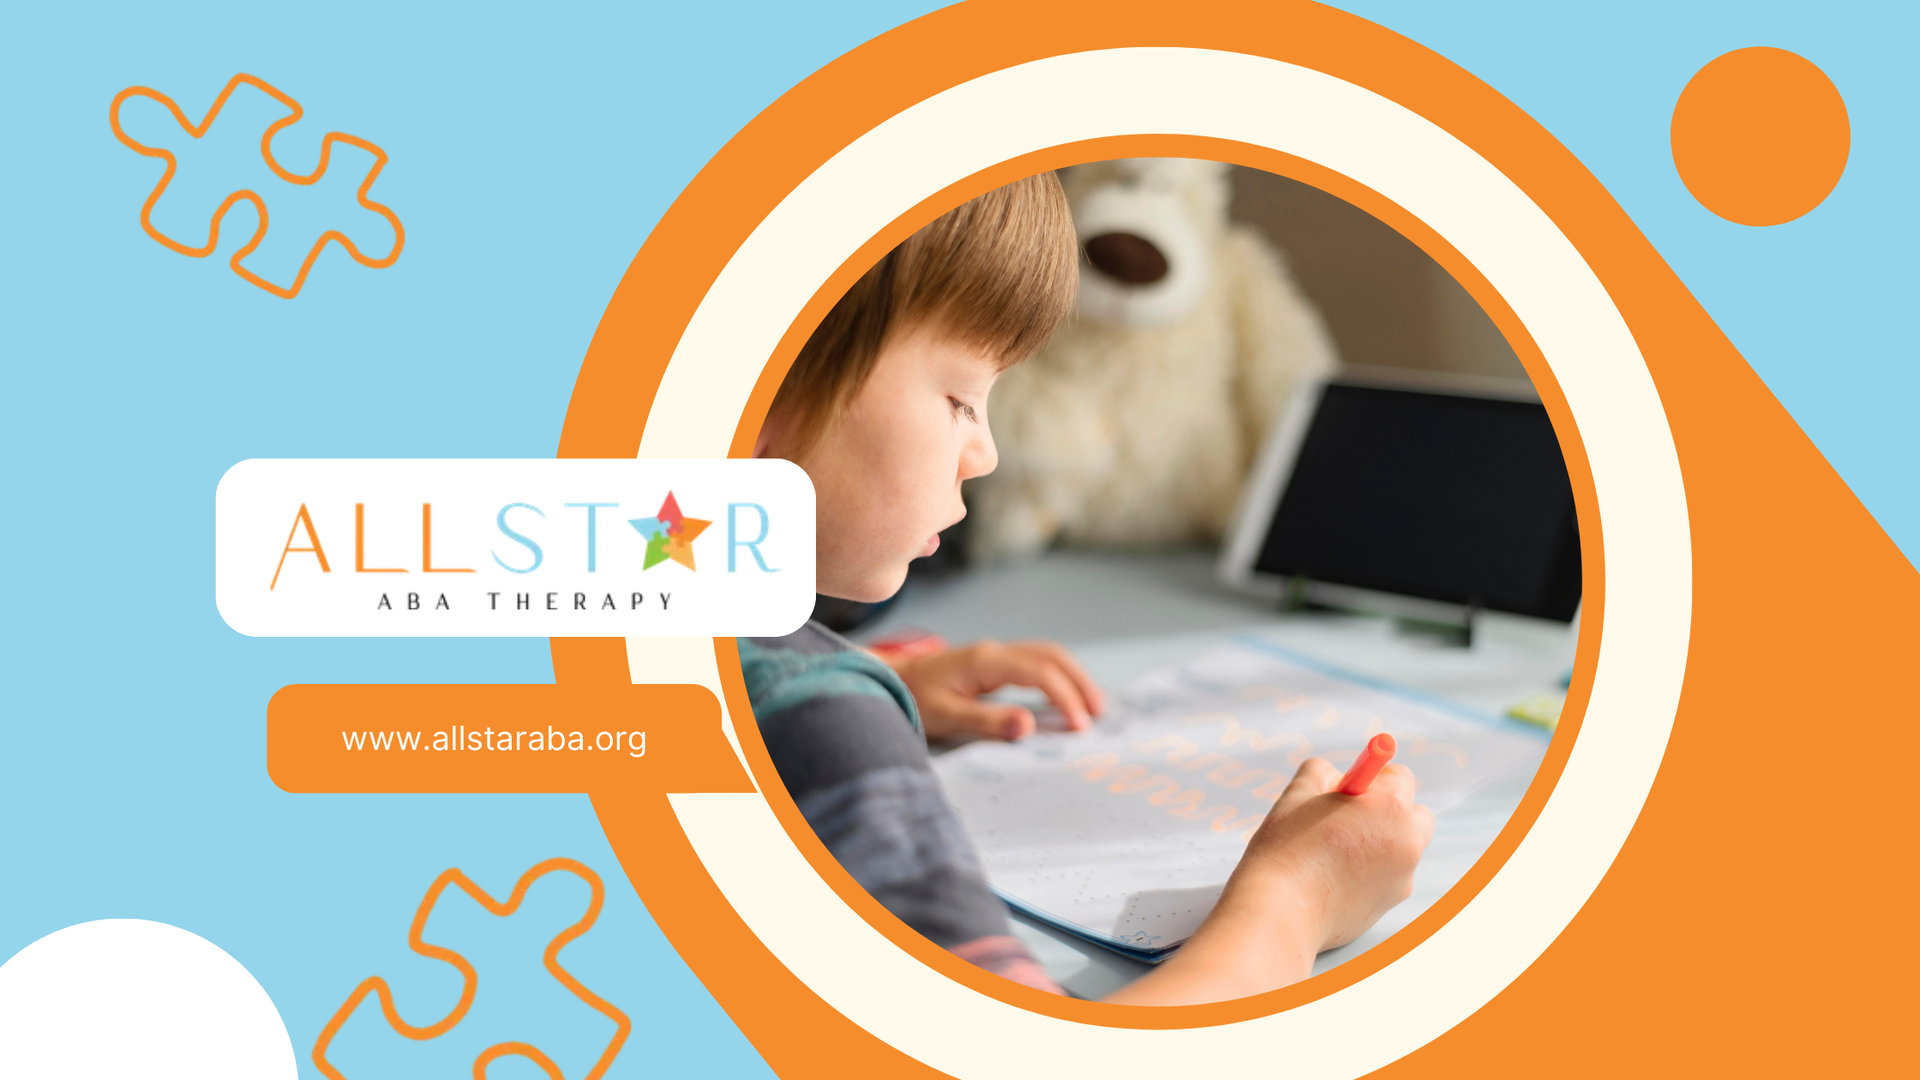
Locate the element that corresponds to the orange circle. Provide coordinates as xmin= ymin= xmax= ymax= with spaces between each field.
xmin=553 ymin=4 xmax=1913 ymax=1075
xmin=1670 ymin=46 xmax=1849 ymax=226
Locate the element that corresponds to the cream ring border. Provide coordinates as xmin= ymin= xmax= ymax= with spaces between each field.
xmin=628 ymin=48 xmax=1690 ymax=1079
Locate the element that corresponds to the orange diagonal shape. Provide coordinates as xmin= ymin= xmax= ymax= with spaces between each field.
xmin=107 ymin=72 xmax=405 ymax=299
xmin=311 ymin=857 xmax=631 ymax=1080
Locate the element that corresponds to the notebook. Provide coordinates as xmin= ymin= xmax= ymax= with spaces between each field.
xmin=929 ymin=636 xmax=1549 ymax=961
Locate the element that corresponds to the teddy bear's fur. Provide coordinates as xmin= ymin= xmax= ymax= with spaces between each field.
xmin=966 ymin=159 xmax=1339 ymax=561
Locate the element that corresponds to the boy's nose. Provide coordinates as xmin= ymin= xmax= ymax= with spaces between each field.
xmin=960 ymin=424 xmax=999 ymax=480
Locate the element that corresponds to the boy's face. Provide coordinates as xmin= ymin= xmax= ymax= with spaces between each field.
xmin=766 ymin=322 xmax=1002 ymax=602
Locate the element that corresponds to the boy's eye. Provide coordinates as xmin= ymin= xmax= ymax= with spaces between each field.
xmin=949 ymin=397 xmax=979 ymax=422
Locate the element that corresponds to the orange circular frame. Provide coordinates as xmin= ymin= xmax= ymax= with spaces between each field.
xmin=550 ymin=3 xmax=1910 ymax=1077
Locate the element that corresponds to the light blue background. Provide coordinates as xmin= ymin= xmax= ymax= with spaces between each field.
xmin=0 ymin=2 xmax=1910 ymax=1076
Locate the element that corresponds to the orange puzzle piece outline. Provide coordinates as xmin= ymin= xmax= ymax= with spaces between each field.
xmin=108 ymin=72 xmax=405 ymax=299
xmin=312 ymin=857 xmax=630 ymax=1080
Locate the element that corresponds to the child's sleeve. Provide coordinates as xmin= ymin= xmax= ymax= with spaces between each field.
xmin=745 ymin=642 xmax=1063 ymax=994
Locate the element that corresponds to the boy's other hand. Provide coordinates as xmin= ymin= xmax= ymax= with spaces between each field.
xmin=881 ymin=639 xmax=1105 ymax=741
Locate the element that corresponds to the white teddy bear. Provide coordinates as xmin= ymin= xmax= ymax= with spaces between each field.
xmin=967 ymin=158 xmax=1339 ymax=561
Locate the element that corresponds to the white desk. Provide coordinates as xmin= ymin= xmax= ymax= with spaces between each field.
xmin=855 ymin=549 xmax=1576 ymax=998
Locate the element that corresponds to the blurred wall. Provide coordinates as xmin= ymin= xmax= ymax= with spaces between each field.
xmin=1229 ymin=167 xmax=1526 ymax=380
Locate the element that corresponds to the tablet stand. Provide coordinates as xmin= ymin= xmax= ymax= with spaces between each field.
xmin=1392 ymin=601 xmax=1479 ymax=648
xmin=1280 ymin=575 xmax=1479 ymax=648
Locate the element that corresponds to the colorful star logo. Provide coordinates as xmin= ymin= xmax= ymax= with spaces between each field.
xmin=627 ymin=492 xmax=710 ymax=570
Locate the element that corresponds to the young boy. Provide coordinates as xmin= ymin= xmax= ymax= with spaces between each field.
xmin=743 ymin=172 xmax=1433 ymax=1005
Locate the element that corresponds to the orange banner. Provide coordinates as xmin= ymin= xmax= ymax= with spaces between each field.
xmin=267 ymin=683 xmax=751 ymax=794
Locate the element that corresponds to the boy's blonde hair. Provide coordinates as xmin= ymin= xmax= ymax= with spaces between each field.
xmin=768 ymin=172 xmax=1079 ymax=459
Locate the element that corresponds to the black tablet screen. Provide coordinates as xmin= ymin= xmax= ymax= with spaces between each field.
xmin=1253 ymin=382 xmax=1582 ymax=621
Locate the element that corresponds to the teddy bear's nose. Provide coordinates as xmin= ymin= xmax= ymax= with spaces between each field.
xmin=1083 ymin=232 xmax=1170 ymax=286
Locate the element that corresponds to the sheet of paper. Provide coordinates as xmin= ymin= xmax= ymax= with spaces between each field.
xmin=931 ymin=638 xmax=1547 ymax=953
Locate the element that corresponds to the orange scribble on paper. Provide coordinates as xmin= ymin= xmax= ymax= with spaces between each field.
xmin=1218 ymin=715 xmax=1314 ymax=757
xmin=311 ymin=857 xmax=629 ymax=1080
xmin=1236 ymin=685 xmax=1311 ymax=712
xmin=1069 ymin=752 xmax=1265 ymax=837
xmin=107 ymin=73 xmax=404 ymax=298
xmin=1406 ymin=734 xmax=1471 ymax=768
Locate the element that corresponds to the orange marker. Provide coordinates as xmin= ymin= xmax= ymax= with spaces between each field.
xmin=1338 ymin=733 xmax=1397 ymax=795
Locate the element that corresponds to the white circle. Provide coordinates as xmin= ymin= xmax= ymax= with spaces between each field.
xmin=0 ymin=919 xmax=297 ymax=1080
xmin=632 ymin=47 xmax=1689 ymax=1078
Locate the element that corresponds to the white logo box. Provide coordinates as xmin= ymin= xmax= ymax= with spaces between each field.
xmin=215 ymin=459 xmax=816 ymax=637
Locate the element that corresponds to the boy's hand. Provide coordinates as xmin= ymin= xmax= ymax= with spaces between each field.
xmin=1232 ymin=757 xmax=1435 ymax=952
xmin=882 ymin=639 xmax=1105 ymax=741
xmin=1107 ymin=756 xmax=1433 ymax=1006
